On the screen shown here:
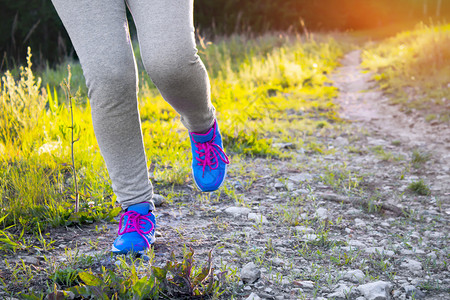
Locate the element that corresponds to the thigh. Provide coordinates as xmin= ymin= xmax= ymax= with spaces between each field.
xmin=51 ymin=0 xmax=136 ymax=81
xmin=126 ymin=0 xmax=197 ymax=60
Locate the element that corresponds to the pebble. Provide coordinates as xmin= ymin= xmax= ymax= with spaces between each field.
xmin=357 ymin=281 xmax=392 ymax=300
xmin=328 ymin=283 xmax=353 ymax=299
xmin=245 ymin=292 xmax=261 ymax=300
xmin=293 ymin=280 xmax=315 ymax=289
xmin=248 ymin=213 xmax=268 ymax=223
xmin=348 ymin=240 xmax=366 ymax=248
xmin=315 ymin=207 xmax=328 ymax=219
xmin=271 ymin=257 xmax=284 ymax=266
xmin=364 ymin=247 xmax=395 ymax=257
xmin=288 ymin=173 xmax=313 ymax=183
xmin=225 ymin=206 xmax=251 ymax=217
xmin=152 ymin=194 xmax=166 ymax=207
xmin=354 ymin=218 xmax=366 ymax=227
xmin=403 ymin=285 xmax=426 ymax=299
xmin=303 ymin=234 xmax=318 ymax=241
xmin=343 ymin=269 xmax=365 ymax=283
xmin=400 ymin=259 xmax=422 ymax=273
xmin=295 ymin=226 xmax=314 ymax=233
xmin=241 ymin=262 xmax=261 ymax=284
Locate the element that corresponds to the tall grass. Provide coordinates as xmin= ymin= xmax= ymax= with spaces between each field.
xmin=362 ymin=23 xmax=450 ymax=121
xmin=0 ymin=34 xmax=345 ymax=246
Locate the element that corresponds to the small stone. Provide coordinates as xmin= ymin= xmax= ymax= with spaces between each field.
xmin=264 ymin=287 xmax=273 ymax=293
xmin=274 ymin=296 xmax=284 ymax=300
xmin=225 ymin=206 xmax=251 ymax=217
xmin=357 ymin=281 xmax=392 ymax=300
xmin=354 ymin=218 xmax=366 ymax=227
xmin=303 ymin=234 xmax=318 ymax=241
xmin=328 ymin=283 xmax=353 ymax=299
xmin=401 ymin=259 xmax=422 ymax=273
xmin=427 ymin=252 xmax=437 ymax=260
xmin=274 ymin=182 xmax=285 ymax=190
xmin=241 ymin=262 xmax=261 ymax=284
xmin=152 ymin=194 xmax=166 ymax=207
xmin=404 ymin=285 xmax=425 ymax=299
xmin=315 ymin=207 xmax=328 ymax=219
xmin=335 ymin=136 xmax=349 ymax=146
xmin=244 ymin=286 xmax=252 ymax=291
xmin=365 ymin=247 xmax=394 ymax=257
xmin=288 ymin=173 xmax=313 ymax=183
xmin=248 ymin=213 xmax=268 ymax=223
xmin=295 ymin=226 xmax=314 ymax=233
xmin=22 ymin=256 xmax=39 ymax=265
xmin=343 ymin=269 xmax=365 ymax=283
xmin=293 ymin=280 xmax=315 ymax=289
xmin=272 ymin=257 xmax=284 ymax=266
xmin=245 ymin=292 xmax=261 ymax=300
xmin=273 ymin=142 xmax=295 ymax=149
xmin=348 ymin=240 xmax=366 ymax=249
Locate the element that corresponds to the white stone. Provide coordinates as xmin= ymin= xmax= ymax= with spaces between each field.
xmin=401 ymin=259 xmax=422 ymax=273
xmin=272 ymin=257 xmax=284 ymax=266
xmin=245 ymin=292 xmax=261 ymax=300
xmin=37 ymin=141 xmax=62 ymax=155
xmin=248 ymin=213 xmax=268 ymax=223
xmin=348 ymin=240 xmax=366 ymax=248
xmin=225 ymin=206 xmax=251 ymax=217
xmin=241 ymin=262 xmax=261 ymax=284
xmin=403 ymin=285 xmax=425 ymax=299
xmin=343 ymin=269 xmax=365 ymax=283
xmin=152 ymin=194 xmax=166 ymax=207
xmin=295 ymin=226 xmax=314 ymax=233
xmin=357 ymin=281 xmax=393 ymax=300
xmin=329 ymin=283 xmax=353 ymax=299
xmin=365 ymin=247 xmax=394 ymax=257
xmin=354 ymin=218 xmax=366 ymax=227
xmin=288 ymin=173 xmax=313 ymax=183
xmin=303 ymin=234 xmax=318 ymax=241
xmin=315 ymin=207 xmax=328 ymax=219
xmin=294 ymin=280 xmax=315 ymax=289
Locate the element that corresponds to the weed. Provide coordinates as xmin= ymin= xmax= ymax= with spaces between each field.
xmin=411 ymin=149 xmax=431 ymax=168
xmin=408 ymin=179 xmax=431 ymax=196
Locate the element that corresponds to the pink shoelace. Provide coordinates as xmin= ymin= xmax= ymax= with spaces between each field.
xmin=118 ymin=211 xmax=154 ymax=248
xmin=193 ymin=130 xmax=230 ymax=177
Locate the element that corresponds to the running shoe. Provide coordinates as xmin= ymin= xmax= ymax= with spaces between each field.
xmin=189 ymin=120 xmax=230 ymax=192
xmin=111 ymin=202 xmax=155 ymax=254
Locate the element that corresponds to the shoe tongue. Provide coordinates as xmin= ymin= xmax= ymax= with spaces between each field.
xmin=127 ymin=202 xmax=150 ymax=215
xmin=191 ymin=127 xmax=214 ymax=143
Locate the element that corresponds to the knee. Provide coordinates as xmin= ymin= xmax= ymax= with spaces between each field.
xmin=84 ymin=59 xmax=137 ymax=106
xmin=141 ymin=42 xmax=202 ymax=87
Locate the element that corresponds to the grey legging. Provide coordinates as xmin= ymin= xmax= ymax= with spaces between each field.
xmin=51 ymin=0 xmax=216 ymax=210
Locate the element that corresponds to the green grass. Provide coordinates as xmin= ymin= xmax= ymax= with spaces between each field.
xmin=362 ymin=23 xmax=450 ymax=122
xmin=0 ymin=34 xmax=346 ymax=249
xmin=408 ymin=179 xmax=431 ymax=196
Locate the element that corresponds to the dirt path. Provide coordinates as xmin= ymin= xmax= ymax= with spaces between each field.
xmin=333 ymin=50 xmax=450 ymax=165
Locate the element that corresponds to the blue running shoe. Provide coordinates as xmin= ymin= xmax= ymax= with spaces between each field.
xmin=111 ymin=202 xmax=155 ymax=254
xmin=189 ymin=120 xmax=230 ymax=192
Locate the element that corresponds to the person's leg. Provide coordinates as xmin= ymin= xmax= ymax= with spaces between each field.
xmin=51 ymin=0 xmax=154 ymax=210
xmin=127 ymin=0 xmax=229 ymax=191
xmin=126 ymin=0 xmax=215 ymax=133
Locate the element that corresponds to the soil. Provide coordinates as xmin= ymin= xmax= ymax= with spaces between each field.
xmin=1 ymin=51 xmax=449 ymax=299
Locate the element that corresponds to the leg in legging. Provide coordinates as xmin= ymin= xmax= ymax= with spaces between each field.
xmin=51 ymin=0 xmax=154 ymax=210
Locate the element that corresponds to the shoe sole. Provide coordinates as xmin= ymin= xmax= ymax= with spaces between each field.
xmin=111 ymin=234 xmax=156 ymax=254
xmin=191 ymin=166 xmax=228 ymax=192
